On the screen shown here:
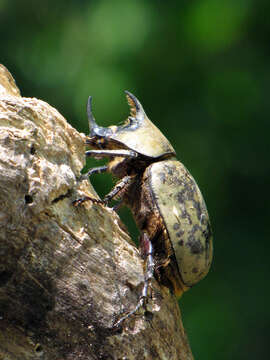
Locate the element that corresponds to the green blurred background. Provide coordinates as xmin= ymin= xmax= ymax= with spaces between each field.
xmin=1 ymin=0 xmax=269 ymax=358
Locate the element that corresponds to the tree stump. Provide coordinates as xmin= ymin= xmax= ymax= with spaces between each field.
xmin=0 ymin=64 xmax=193 ymax=360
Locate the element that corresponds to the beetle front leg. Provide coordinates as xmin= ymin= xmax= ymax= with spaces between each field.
xmin=86 ymin=149 xmax=137 ymax=159
xmin=114 ymin=232 xmax=155 ymax=328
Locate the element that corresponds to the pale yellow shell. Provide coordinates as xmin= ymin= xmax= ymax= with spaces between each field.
xmin=148 ymin=159 xmax=213 ymax=286
xmin=109 ymin=114 xmax=176 ymax=158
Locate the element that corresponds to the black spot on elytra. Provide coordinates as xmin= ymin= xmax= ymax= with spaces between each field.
xmin=173 ymin=223 xmax=180 ymax=230
xmin=187 ymin=235 xmax=204 ymax=254
xmin=190 ymin=224 xmax=201 ymax=234
xmin=174 ymin=177 xmax=182 ymax=186
xmin=180 ymin=209 xmax=192 ymax=225
xmin=176 ymin=230 xmax=184 ymax=238
xmin=176 ymin=191 xmax=194 ymax=224
xmin=176 ymin=190 xmax=185 ymax=203
xmin=176 ymin=182 xmax=195 ymax=203
xmin=158 ymin=172 xmax=166 ymax=184
xmin=178 ymin=240 xmax=184 ymax=246
xmin=193 ymin=200 xmax=204 ymax=221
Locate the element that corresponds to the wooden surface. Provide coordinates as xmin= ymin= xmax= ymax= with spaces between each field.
xmin=0 ymin=64 xmax=194 ymax=360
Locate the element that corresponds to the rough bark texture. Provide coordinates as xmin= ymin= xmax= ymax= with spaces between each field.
xmin=0 ymin=64 xmax=194 ymax=360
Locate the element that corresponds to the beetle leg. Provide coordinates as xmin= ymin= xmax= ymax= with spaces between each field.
xmin=86 ymin=165 xmax=108 ymax=177
xmin=73 ymin=175 xmax=132 ymax=208
xmin=140 ymin=233 xmax=155 ymax=304
xmin=86 ymin=149 xmax=137 ymax=159
xmin=140 ymin=232 xmax=155 ymax=301
xmin=113 ymin=232 xmax=155 ymax=328
xmin=103 ymin=175 xmax=132 ymax=204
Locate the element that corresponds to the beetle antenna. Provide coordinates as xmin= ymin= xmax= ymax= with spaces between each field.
xmin=125 ymin=91 xmax=145 ymax=122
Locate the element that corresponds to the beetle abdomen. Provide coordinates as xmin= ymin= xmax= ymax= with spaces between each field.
xmin=148 ymin=159 xmax=213 ymax=287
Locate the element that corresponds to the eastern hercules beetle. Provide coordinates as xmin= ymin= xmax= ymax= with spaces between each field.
xmin=75 ymin=91 xmax=213 ymax=326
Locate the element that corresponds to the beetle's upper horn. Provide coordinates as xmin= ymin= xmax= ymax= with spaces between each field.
xmin=87 ymin=96 xmax=98 ymax=136
xmin=125 ymin=91 xmax=146 ymax=123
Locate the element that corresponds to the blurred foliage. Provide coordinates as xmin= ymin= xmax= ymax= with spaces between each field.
xmin=1 ymin=0 xmax=269 ymax=358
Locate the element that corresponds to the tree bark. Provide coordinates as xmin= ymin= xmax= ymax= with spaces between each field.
xmin=0 ymin=64 xmax=194 ymax=360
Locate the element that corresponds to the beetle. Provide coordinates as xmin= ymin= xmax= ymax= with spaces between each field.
xmin=75 ymin=91 xmax=213 ymax=326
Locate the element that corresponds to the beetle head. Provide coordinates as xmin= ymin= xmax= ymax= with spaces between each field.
xmin=87 ymin=91 xmax=176 ymax=158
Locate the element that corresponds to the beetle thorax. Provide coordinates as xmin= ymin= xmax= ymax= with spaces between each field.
xmin=107 ymin=155 xmax=152 ymax=179
xmin=107 ymin=157 xmax=131 ymax=178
